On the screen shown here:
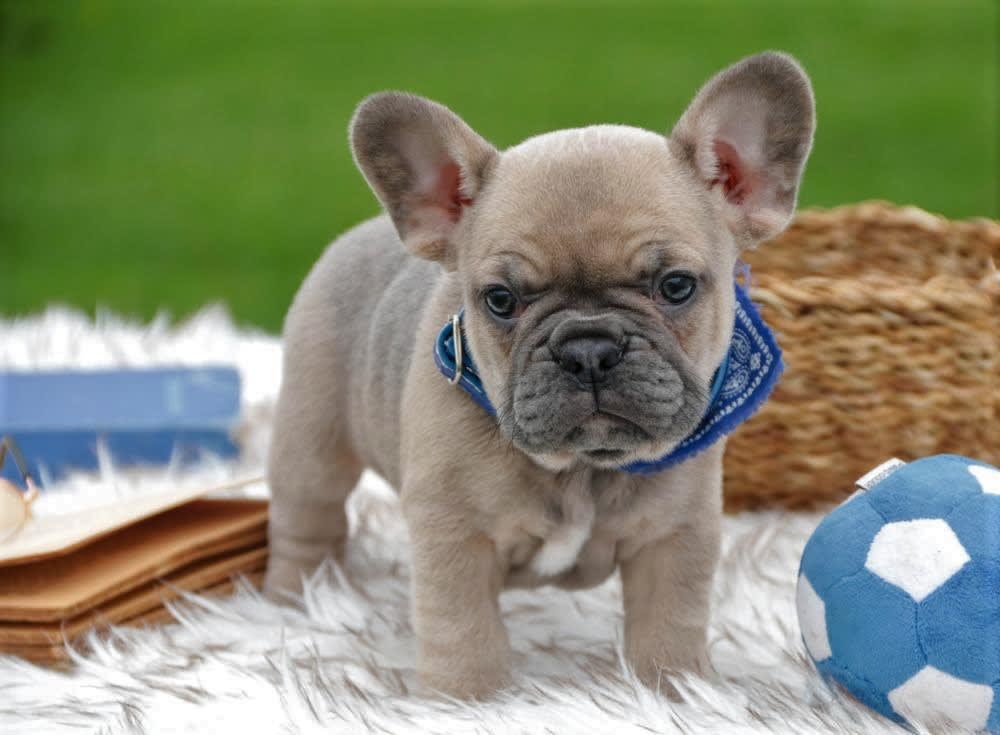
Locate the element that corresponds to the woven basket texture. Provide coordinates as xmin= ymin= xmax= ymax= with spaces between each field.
xmin=725 ymin=202 xmax=999 ymax=511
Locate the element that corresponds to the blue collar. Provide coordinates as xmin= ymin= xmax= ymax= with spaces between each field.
xmin=433 ymin=281 xmax=783 ymax=474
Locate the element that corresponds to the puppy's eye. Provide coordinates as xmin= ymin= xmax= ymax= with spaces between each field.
xmin=484 ymin=286 xmax=518 ymax=319
xmin=659 ymin=273 xmax=697 ymax=305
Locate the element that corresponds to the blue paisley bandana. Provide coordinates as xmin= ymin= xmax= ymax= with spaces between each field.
xmin=433 ymin=280 xmax=783 ymax=474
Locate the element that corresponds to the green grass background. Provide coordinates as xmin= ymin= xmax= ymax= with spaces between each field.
xmin=1 ymin=0 xmax=996 ymax=332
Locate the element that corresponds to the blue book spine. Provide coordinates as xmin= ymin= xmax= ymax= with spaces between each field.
xmin=0 ymin=367 xmax=241 ymax=486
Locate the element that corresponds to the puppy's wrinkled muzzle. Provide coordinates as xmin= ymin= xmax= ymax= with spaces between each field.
xmin=509 ymin=311 xmax=704 ymax=461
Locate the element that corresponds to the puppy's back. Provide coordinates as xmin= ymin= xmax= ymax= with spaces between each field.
xmin=280 ymin=214 xmax=442 ymax=482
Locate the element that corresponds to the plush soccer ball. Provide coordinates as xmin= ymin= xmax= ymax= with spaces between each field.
xmin=796 ymin=454 xmax=1000 ymax=732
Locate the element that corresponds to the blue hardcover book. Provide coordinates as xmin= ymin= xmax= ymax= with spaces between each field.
xmin=0 ymin=367 xmax=241 ymax=487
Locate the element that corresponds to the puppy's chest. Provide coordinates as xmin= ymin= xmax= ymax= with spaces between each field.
xmin=498 ymin=475 xmax=668 ymax=589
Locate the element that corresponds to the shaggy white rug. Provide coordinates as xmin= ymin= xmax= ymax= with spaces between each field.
xmin=0 ymin=307 xmax=906 ymax=735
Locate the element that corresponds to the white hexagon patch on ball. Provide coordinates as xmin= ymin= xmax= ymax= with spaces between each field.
xmin=888 ymin=666 xmax=994 ymax=732
xmin=970 ymin=464 xmax=1000 ymax=495
xmin=795 ymin=574 xmax=832 ymax=661
xmin=864 ymin=519 xmax=970 ymax=602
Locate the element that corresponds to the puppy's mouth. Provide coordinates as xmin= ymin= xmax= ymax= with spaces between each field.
xmin=509 ymin=389 xmax=706 ymax=470
xmin=581 ymin=448 xmax=628 ymax=462
xmin=521 ymin=413 xmax=650 ymax=471
xmin=563 ymin=413 xmax=651 ymax=461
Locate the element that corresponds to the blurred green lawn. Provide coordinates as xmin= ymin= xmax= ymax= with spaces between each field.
xmin=1 ymin=0 xmax=996 ymax=332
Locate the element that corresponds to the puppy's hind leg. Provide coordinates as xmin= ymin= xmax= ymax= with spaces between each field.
xmin=264 ymin=348 xmax=363 ymax=598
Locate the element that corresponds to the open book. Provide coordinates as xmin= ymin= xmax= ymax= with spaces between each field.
xmin=0 ymin=479 xmax=268 ymax=664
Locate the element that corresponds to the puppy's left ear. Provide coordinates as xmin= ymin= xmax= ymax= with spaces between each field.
xmin=670 ymin=51 xmax=815 ymax=246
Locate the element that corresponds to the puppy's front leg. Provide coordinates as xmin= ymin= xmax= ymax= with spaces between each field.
xmin=620 ymin=518 xmax=720 ymax=693
xmin=408 ymin=525 xmax=512 ymax=699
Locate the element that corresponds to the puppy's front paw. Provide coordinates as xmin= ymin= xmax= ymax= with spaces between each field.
xmin=626 ymin=634 xmax=713 ymax=699
xmin=264 ymin=534 xmax=349 ymax=601
xmin=262 ymin=555 xmax=310 ymax=600
xmin=418 ymin=650 xmax=513 ymax=700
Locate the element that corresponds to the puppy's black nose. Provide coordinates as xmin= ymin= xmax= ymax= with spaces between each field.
xmin=556 ymin=336 xmax=623 ymax=388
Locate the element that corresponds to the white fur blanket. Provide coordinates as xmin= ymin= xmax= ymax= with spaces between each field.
xmin=0 ymin=307 xmax=902 ymax=734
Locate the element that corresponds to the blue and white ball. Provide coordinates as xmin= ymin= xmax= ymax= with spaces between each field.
xmin=796 ymin=454 xmax=1000 ymax=732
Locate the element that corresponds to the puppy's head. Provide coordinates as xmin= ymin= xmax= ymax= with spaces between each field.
xmin=351 ymin=52 xmax=815 ymax=470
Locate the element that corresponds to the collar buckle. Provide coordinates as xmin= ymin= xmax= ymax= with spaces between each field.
xmin=448 ymin=313 xmax=464 ymax=385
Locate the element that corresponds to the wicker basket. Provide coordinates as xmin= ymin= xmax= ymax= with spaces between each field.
xmin=724 ymin=202 xmax=999 ymax=511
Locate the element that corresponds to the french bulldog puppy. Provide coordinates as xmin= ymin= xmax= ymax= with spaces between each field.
xmin=265 ymin=51 xmax=814 ymax=698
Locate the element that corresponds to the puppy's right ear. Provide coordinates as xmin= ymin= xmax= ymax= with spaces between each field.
xmin=350 ymin=92 xmax=498 ymax=265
